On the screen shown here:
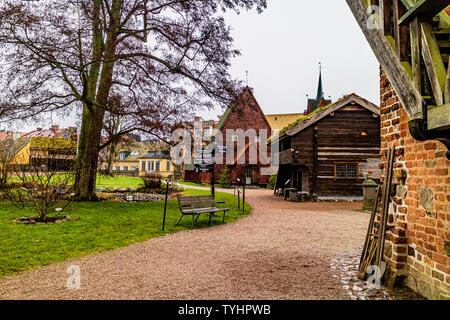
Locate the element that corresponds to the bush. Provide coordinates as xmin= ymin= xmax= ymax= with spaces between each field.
xmin=141 ymin=172 xmax=162 ymax=190
xmin=268 ymin=173 xmax=277 ymax=190
xmin=218 ymin=166 xmax=231 ymax=188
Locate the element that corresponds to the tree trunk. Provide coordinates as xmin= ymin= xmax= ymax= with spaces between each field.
xmin=73 ymin=0 xmax=121 ymax=200
xmin=74 ymin=105 xmax=105 ymax=200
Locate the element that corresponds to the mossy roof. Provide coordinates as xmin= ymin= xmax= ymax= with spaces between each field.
xmin=269 ymin=95 xmax=350 ymax=143
xmin=0 ymin=137 xmax=30 ymax=159
xmin=29 ymin=137 xmax=77 ymax=149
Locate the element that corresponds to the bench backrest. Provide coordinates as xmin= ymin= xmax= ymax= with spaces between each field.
xmin=178 ymin=195 xmax=215 ymax=211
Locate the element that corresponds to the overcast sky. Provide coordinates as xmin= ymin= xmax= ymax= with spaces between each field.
xmin=4 ymin=0 xmax=380 ymax=131
xmin=205 ymin=0 xmax=380 ymax=120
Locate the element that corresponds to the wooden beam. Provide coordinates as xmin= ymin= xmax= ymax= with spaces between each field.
xmin=410 ymin=17 xmax=422 ymax=91
xmin=394 ymin=0 xmax=409 ymax=60
xmin=381 ymin=0 xmax=393 ymax=36
xmin=421 ymin=21 xmax=446 ymax=105
xmin=346 ymin=0 xmax=423 ymax=118
xmin=427 ymin=103 xmax=450 ymax=130
xmin=399 ymin=0 xmax=450 ymax=26
xmin=445 ymin=53 xmax=450 ymax=103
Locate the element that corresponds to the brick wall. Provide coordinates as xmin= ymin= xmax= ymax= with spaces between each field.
xmin=380 ymin=68 xmax=450 ymax=299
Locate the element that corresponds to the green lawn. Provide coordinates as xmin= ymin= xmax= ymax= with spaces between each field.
xmin=96 ymin=175 xmax=143 ymax=188
xmin=10 ymin=174 xmax=144 ymax=189
xmin=0 ymin=188 xmax=250 ymax=278
xmin=179 ymin=180 xmax=235 ymax=189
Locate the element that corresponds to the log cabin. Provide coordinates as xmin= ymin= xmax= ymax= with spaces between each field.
xmin=275 ymin=94 xmax=381 ymax=199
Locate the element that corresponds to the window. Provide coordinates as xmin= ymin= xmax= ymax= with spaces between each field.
xmin=119 ymin=152 xmax=128 ymax=160
xmin=155 ymin=161 xmax=160 ymax=172
xmin=334 ymin=163 xmax=358 ymax=179
xmin=281 ymin=138 xmax=291 ymax=151
xmin=148 ymin=160 xmax=154 ymax=171
xmin=141 ymin=161 xmax=146 ymax=171
xmin=131 ymin=166 xmax=136 ymax=171
xmin=166 ymin=161 xmax=171 ymax=171
xmin=115 ymin=166 xmax=120 ymax=171
xmin=123 ymin=166 xmax=128 ymax=171
xmin=203 ymin=127 xmax=210 ymax=139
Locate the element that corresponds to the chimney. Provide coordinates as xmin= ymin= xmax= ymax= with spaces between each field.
xmin=194 ymin=116 xmax=201 ymax=122
xmin=37 ymin=128 xmax=42 ymax=131
xmin=51 ymin=125 xmax=59 ymax=131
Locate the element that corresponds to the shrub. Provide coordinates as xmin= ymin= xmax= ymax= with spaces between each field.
xmin=141 ymin=172 xmax=162 ymax=190
xmin=5 ymin=161 xmax=74 ymax=222
xmin=218 ymin=166 xmax=231 ymax=188
xmin=268 ymin=173 xmax=277 ymax=190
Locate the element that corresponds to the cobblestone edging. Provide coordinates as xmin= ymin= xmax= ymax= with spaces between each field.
xmin=330 ymin=247 xmax=424 ymax=300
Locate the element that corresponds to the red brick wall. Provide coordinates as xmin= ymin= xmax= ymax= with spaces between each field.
xmin=380 ymin=68 xmax=450 ymax=299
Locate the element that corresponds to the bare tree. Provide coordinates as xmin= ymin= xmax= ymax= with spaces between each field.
xmin=0 ymin=0 xmax=266 ymax=200
xmin=6 ymin=142 xmax=75 ymax=223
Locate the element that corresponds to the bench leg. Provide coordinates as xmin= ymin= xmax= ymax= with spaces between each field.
xmin=194 ymin=213 xmax=201 ymax=224
xmin=222 ymin=210 xmax=226 ymax=222
xmin=208 ymin=213 xmax=212 ymax=225
xmin=192 ymin=214 xmax=195 ymax=228
xmin=176 ymin=214 xmax=184 ymax=226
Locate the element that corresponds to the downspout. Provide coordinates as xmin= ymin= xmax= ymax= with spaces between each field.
xmin=408 ymin=100 xmax=450 ymax=159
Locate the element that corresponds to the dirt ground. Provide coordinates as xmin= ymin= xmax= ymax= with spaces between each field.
xmin=0 ymin=189 xmax=370 ymax=300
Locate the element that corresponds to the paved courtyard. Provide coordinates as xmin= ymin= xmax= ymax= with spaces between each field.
xmin=0 ymin=188 xmax=369 ymax=300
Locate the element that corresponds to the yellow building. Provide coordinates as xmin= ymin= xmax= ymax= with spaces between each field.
xmin=265 ymin=113 xmax=306 ymax=131
xmin=138 ymin=151 xmax=174 ymax=178
xmin=2 ymin=136 xmax=77 ymax=170
xmin=100 ymin=141 xmax=175 ymax=177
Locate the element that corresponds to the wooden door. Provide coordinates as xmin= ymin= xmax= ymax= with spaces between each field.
xmin=251 ymin=167 xmax=258 ymax=185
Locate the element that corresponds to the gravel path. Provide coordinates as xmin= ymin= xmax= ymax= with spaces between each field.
xmin=0 ymin=189 xmax=369 ymax=300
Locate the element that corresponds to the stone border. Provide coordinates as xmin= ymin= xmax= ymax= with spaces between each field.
xmin=330 ymin=247 xmax=424 ymax=300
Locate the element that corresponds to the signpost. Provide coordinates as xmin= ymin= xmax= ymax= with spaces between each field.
xmin=162 ymin=178 xmax=170 ymax=231
xmin=237 ymin=177 xmax=245 ymax=213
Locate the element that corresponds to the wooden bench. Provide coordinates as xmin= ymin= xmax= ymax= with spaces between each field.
xmin=177 ymin=195 xmax=230 ymax=228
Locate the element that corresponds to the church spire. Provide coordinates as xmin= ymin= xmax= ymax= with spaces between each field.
xmin=316 ymin=62 xmax=324 ymax=101
xmin=306 ymin=62 xmax=331 ymax=115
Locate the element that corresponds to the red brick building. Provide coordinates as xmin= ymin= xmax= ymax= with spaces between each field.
xmin=183 ymin=87 xmax=272 ymax=186
xmin=347 ymin=1 xmax=450 ymax=299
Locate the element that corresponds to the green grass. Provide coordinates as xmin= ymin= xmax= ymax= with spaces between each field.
xmin=179 ymin=180 xmax=209 ymax=187
xmin=0 ymin=188 xmax=251 ymax=278
xmin=9 ymin=174 xmax=144 ymax=189
xmin=179 ymin=180 xmax=234 ymax=189
xmin=96 ymin=175 xmax=143 ymax=188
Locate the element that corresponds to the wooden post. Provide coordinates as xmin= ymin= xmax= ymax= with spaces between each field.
xmin=381 ymin=0 xmax=393 ymax=36
xmin=410 ymin=17 xmax=422 ymax=91
xmin=242 ymin=182 xmax=245 ymax=213
xmin=393 ymin=0 xmax=408 ymax=60
xmin=376 ymin=145 xmax=395 ymax=270
xmin=237 ymin=189 xmax=240 ymax=210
